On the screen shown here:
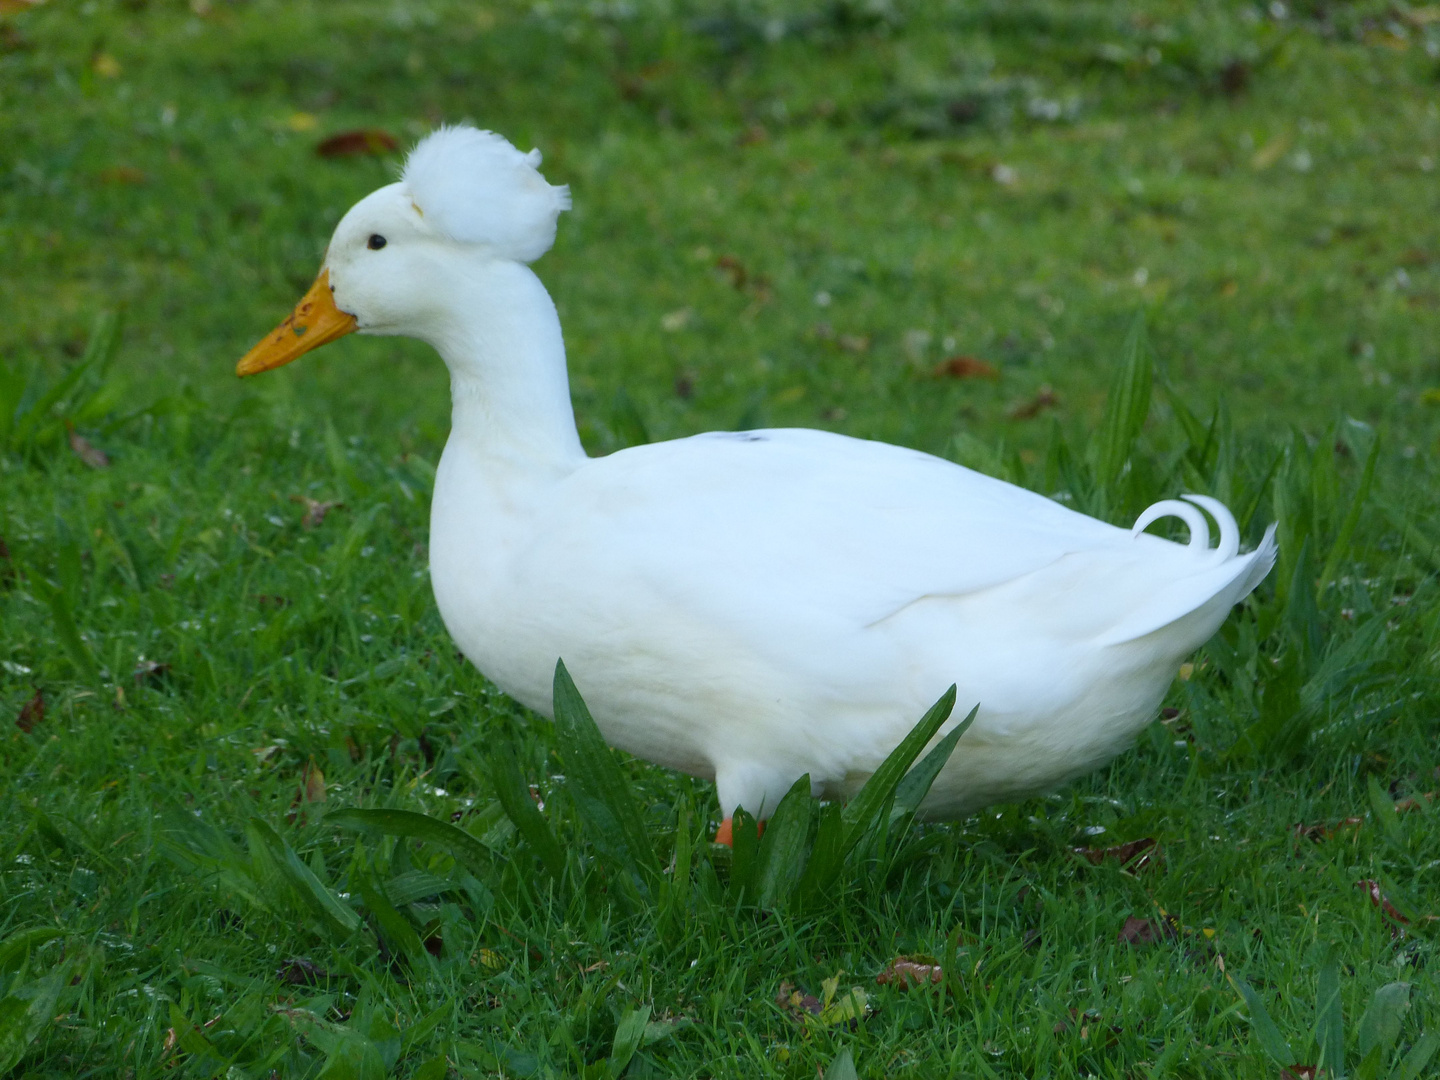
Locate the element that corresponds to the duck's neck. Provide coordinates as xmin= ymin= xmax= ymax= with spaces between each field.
xmin=425 ymin=260 xmax=586 ymax=472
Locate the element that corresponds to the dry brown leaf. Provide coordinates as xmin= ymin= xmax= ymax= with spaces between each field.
xmin=316 ymin=129 xmax=399 ymax=158
xmin=933 ymin=355 xmax=999 ymax=380
xmin=1009 ymin=385 xmax=1059 ymax=420
xmin=1074 ymin=837 xmax=1159 ymax=871
xmin=1293 ymin=817 xmax=1363 ymax=842
xmin=0 ymin=0 xmax=47 ymax=14
xmin=1394 ymin=791 xmax=1436 ymax=812
xmin=775 ymin=981 xmax=822 ymax=1019
xmin=1117 ymin=914 xmax=1178 ymax=946
xmin=716 ymin=254 xmax=748 ymax=290
xmin=290 ymin=495 xmax=342 ymax=529
xmin=1356 ymin=879 xmax=1410 ymax=929
xmin=286 ymin=760 xmax=327 ymax=825
xmin=1218 ymin=59 xmax=1249 ymax=97
xmin=1281 ymin=1067 xmax=1320 ymax=1080
xmin=277 ymin=957 xmax=334 ymax=985
xmin=15 ymin=688 xmax=43 ymax=733
xmin=98 ymin=165 xmax=147 ymax=185
xmin=302 ymin=760 xmax=326 ymax=804
xmin=776 ymin=974 xmax=868 ymax=1029
xmin=876 ymin=957 xmax=944 ymax=990
xmin=67 ymin=424 xmax=109 ymax=468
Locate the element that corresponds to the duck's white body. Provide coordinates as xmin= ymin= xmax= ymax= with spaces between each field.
xmin=241 ymin=126 xmax=1277 ymax=821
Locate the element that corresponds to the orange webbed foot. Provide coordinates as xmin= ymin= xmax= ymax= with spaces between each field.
xmin=713 ymin=817 xmax=766 ymax=847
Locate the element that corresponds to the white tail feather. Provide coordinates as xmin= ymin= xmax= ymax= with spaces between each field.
xmin=1131 ymin=499 xmax=1212 ymax=553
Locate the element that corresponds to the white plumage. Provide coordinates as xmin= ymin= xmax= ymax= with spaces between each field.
xmin=402 ymin=126 xmax=571 ymax=262
xmin=242 ymin=125 xmax=1277 ymax=826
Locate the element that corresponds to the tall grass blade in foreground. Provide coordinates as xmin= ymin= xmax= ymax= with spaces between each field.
xmin=552 ymin=659 xmax=662 ymax=895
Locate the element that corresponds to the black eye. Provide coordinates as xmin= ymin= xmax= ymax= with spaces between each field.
xmin=367 ymin=234 xmax=387 ymax=250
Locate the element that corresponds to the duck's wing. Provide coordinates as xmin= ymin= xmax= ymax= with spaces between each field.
xmin=542 ymin=427 xmax=1178 ymax=634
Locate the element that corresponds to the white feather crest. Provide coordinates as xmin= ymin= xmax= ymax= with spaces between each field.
xmin=402 ymin=126 xmax=571 ymax=263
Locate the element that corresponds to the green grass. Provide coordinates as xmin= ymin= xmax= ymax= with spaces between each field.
xmin=3 ymin=0 xmax=1440 ymax=1076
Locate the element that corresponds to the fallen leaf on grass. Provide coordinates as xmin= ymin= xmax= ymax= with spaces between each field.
xmin=277 ymin=957 xmax=335 ymax=985
xmin=132 ymin=658 xmax=171 ymax=685
xmin=933 ymin=356 xmax=999 ymax=380
xmin=286 ymin=761 xmax=326 ymax=824
xmin=1293 ymin=817 xmax=1363 ymax=843
xmin=837 ymin=334 xmax=870 ymax=354
xmin=1117 ymin=914 xmax=1178 ymax=946
xmin=97 ymin=165 xmax=147 ymax=185
xmin=715 ymin=255 xmax=772 ymax=300
xmin=876 ymin=956 xmax=943 ymax=990
xmin=1251 ymin=134 xmax=1292 ymax=171
xmin=716 ymin=254 xmax=749 ymax=290
xmin=1218 ymin=59 xmax=1249 ymax=97
xmin=254 ymin=594 xmax=290 ymax=609
xmin=1356 ymin=879 xmax=1410 ymax=932
xmin=0 ymin=0 xmax=48 ymax=14
xmin=479 ymin=949 xmax=506 ymax=971
xmin=67 ymin=424 xmax=109 ymax=468
xmin=15 ymin=688 xmax=44 ymax=732
xmin=290 ymin=495 xmax=342 ymax=529
xmin=776 ymin=981 xmax=822 ymax=1018
xmin=1009 ymin=385 xmax=1058 ymax=420
xmin=776 ymin=973 xmax=870 ymax=1029
xmin=1281 ymin=1067 xmax=1319 ymax=1080
xmin=737 ymin=124 xmax=769 ymax=147
xmin=1394 ymin=791 xmax=1436 ymax=812
xmin=316 ymin=129 xmax=399 ymax=158
xmin=1075 ymin=837 xmax=1159 ymax=871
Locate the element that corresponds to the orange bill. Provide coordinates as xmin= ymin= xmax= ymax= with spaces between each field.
xmin=235 ymin=268 xmax=357 ymax=376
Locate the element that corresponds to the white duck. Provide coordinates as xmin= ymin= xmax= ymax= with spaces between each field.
xmin=237 ymin=126 xmax=1276 ymax=842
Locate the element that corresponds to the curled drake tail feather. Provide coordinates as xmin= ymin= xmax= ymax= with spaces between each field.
xmin=1098 ymin=497 xmax=1277 ymax=648
xmin=1130 ymin=494 xmax=1241 ymax=561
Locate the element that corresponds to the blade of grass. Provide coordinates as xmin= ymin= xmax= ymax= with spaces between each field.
xmin=328 ymin=808 xmax=492 ymax=877
xmin=890 ymin=703 xmax=979 ymax=826
xmin=355 ymin=865 xmax=431 ymax=972
xmin=729 ymin=807 xmax=761 ymax=899
xmin=795 ymin=801 xmax=846 ymax=907
xmin=1229 ymin=973 xmax=1295 ymax=1065
xmin=551 ymin=659 xmax=660 ymax=889
xmin=246 ymin=819 xmax=362 ymax=939
xmin=1356 ymin=982 xmax=1409 ymax=1060
xmin=751 ymin=775 xmax=813 ymax=909
xmin=1315 ymin=948 xmax=1344 ymax=1078
xmin=841 ymin=685 xmax=957 ymax=851
xmin=1095 ymin=311 xmax=1153 ymax=496
xmin=1316 ymin=431 xmax=1379 ymax=597
xmin=1397 ymin=1030 xmax=1440 ymax=1080
xmin=609 ymin=1005 xmax=652 ymax=1075
xmin=0 ymin=967 xmax=69 ymax=1073
xmin=27 ymin=575 xmax=98 ymax=682
xmin=485 ymin=744 xmax=566 ymax=879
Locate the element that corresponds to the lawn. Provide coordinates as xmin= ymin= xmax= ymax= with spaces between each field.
xmin=2 ymin=0 xmax=1440 ymax=1076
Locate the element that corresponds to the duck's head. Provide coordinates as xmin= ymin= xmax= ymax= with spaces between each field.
xmin=236 ymin=125 xmax=571 ymax=376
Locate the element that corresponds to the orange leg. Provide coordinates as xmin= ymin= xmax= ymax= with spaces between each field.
xmin=713 ymin=817 xmax=766 ymax=847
